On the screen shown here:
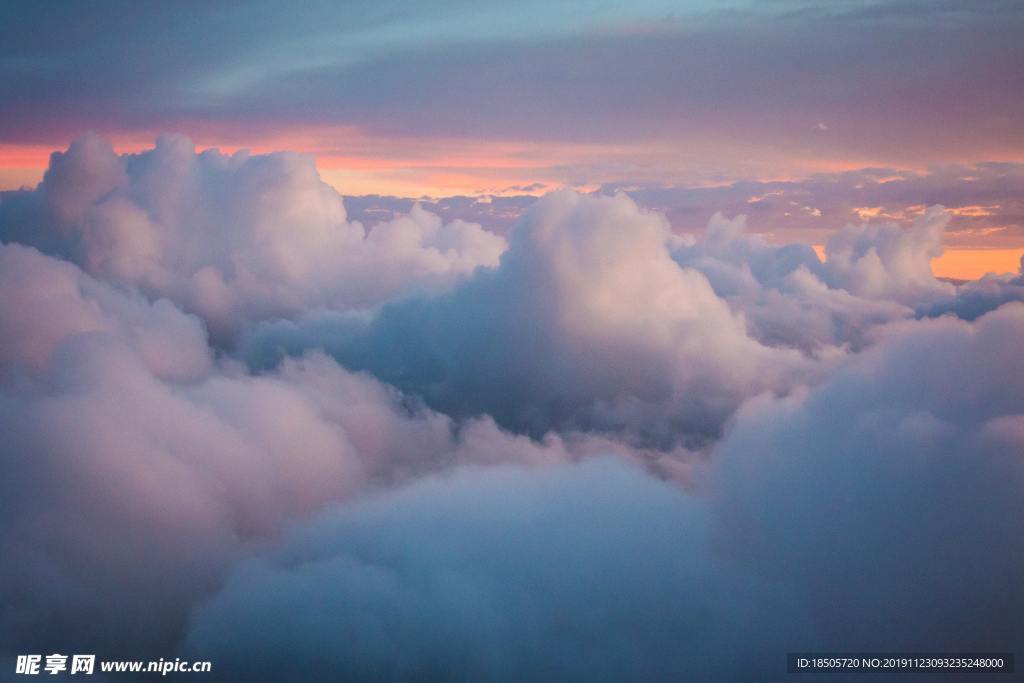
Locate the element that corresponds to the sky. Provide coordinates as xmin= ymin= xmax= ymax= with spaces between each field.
xmin=1 ymin=2 xmax=1024 ymax=680
xmin=2 ymin=0 xmax=1024 ymax=277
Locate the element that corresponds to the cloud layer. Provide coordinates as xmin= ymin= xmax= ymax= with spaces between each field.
xmin=350 ymin=161 xmax=1024 ymax=251
xmin=184 ymin=459 xmax=786 ymax=682
xmin=295 ymin=191 xmax=811 ymax=444
xmin=186 ymin=305 xmax=1024 ymax=680
xmin=0 ymin=134 xmax=1021 ymax=680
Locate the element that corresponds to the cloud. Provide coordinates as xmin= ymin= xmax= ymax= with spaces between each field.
xmin=248 ymin=196 xmax=974 ymax=443
xmin=0 ymin=347 xmax=691 ymax=659
xmin=820 ymin=205 xmax=954 ymax=304
xmin=0 ymin=242 xmax=210 ymax=381
xmin=669 ymin=211 xmax=912 ymax=351
xmin=185 ymin=304 xmax=1024 ymax=680
xmin=0 ymin=134 xmax=506 ymax=342
xmin=0 ymin=243 xmax=687 ymax=658
xmin=184 ymin=459 xmax=794 ymax=682
xmin=0 ymin=338 xmax=371 ymax=653
xmin=712 ymin=302 xmax=1024 ymax=651
xmin=349 ymin=160 xmax=1024 ymax=252
xmin=248 ymin=190 xmax=815 ymax=445
xmin=344 ymin=194 xmax=537 ymax=237
xmin=600 ymin=161 xmax=1024 ymax=249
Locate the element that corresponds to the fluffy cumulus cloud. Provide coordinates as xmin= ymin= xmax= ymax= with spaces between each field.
xmin=713 ymin=304 xmax=1024 ymax=653
xmin=0 ymin=243 xmax=674 ymax=660
xmin=183 ymin=460 xmax=790 ymax=682
xmin=247 ymin=193 xmax=977 ymax=442
xmin=0 ymin=243 xmax=211 ymax=381
xmin=821 ymin=205 xmax=954 ymax=305
xmin=185 ymin=305 xmax=1024 ymax=680
xmin=0 ymin=133 xmax=506 ymax=342
xmin=670 ymin=212 xmax=911 ymax=351
xmin=0 ymin=284 xmax=385 ymax=653
xmin=1 ymin=134 xmax=1022 ymax=680
xmin=248 ymin=191 xmax=815 ymax=445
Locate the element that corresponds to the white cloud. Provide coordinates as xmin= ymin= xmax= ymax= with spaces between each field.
xmin=670 ymin=211 xmax=912 ymax=351
xmin=0 ymin=244 xmax=675 ymax=654
xmin=0 ymin=243 xmax=210 ymax=381
xmin=264 ymin=190 xmax=816 ymax=444
xmin=822 ymin=205 xmax=954 ymax=304
xmin=0 ymin=134 xmax=506 ymax=343
xmin=712 ymin=302 xmax=1024 ymax=651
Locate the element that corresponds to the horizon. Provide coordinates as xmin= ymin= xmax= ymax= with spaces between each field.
xmin=3 ymin=1 xmax=1024 ymax=278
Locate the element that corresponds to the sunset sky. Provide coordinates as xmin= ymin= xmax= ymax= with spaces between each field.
xmin=2 ymin=0 xmax=1023 ymax=277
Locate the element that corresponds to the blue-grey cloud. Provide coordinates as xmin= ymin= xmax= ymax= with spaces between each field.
xmin=712 ymin=302 xmax=1024 ymax=652
xmin=185 ymin=459 xmax=798 ymax=682
xmin=0 ymin=241 xmax=661 ymax=658
xmin=247 ymin=190 xmax=817 ymax=445
xmin=245 ymin=191 xmax=978 ymax=444
xmin=186 ymin=304 xmax=1024 ymax=680
xmin=1 ymin=0 xmax=1021 ymax=172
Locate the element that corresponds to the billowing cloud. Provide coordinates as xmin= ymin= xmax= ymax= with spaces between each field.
xmin=669 ymin=212 xmax=911 ymax=351
xmin=184 ymin=304 xmax=1024 ymax=680
xmin=821 ymin=206 xmax=954 ymax=304
xmin=0 ymin=242 xmax=681 ymax=658
xmin=248 ymin=193 xmax=978 ymax=443
xmin=249 ymin=190 xmax=815 ymax=444
xmin=0 ymin=242 xmax=210 ymax=381
xmin=668 ymin=208 xmax=1024 ymax=348
xmin=0 ymin=134 xmax=506 ymax=342
xmin=184 ymin=459 xmax=792 ymax=682
xmin=713 ymin=302 xmax=1024 ymax=652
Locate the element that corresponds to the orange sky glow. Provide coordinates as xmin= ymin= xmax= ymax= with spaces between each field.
xmin=811 ymin=245 xmax=1023 ymax=282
